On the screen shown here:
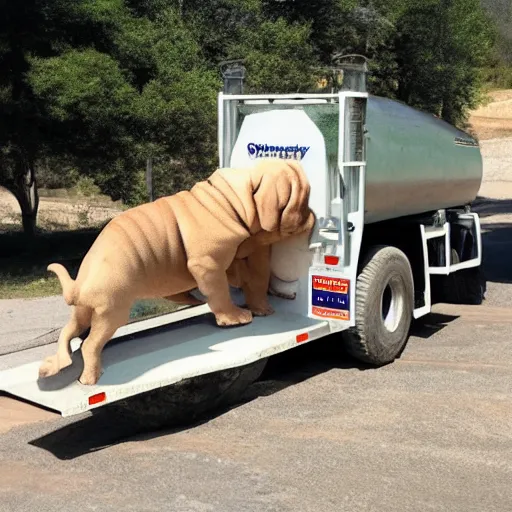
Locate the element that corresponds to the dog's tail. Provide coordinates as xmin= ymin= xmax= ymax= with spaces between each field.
xmin=47 ymin=263 xmax=77 ymax=306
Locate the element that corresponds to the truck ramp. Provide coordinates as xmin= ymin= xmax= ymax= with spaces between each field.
xmin=0 ymin=299 xmax=329 ymax=417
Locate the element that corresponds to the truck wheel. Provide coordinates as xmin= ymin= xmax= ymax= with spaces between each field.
xmin=431 ymin=249 xmax=485 ymax=305
xmin=344 ymin=245 xmax=414 ymax=365
xmin=107 ymin=358 xmax=268 ymax=430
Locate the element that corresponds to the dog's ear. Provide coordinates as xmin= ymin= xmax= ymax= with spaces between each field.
xmin=251 ymin=162 xmax=287 ymax=232
xmin=279 ymin=160 xmax=314 ymax=235
xmin=252 ymin=159 xmax=312 ymax=234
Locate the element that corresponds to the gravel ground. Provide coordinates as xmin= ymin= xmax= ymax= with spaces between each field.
xmin=1 ymin=130 xmax=512 ymax=512
xmin=473 ymin=136 xmax=512 ymax=309
xmin=477 ymin=136 xmax=512 ymax=199
xmin=1 ymin=302 xmax=512 ymax=512
xmin=0 ymin=296 xmax=69 ymax=354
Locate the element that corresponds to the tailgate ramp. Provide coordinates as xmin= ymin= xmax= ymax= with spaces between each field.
xmin=0 ymin=300 xmax=329 ymax=417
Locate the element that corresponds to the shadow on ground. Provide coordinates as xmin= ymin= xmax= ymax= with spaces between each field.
xmin=481 ymin=223 xmax=512 ymax=284
xmin=0 ymin=228 xmax=100 ymax=289
xmin=473 ymin=196 xmax=512 ymax=219
xmin=0 ymin=228 xmax=101 ymax=262
xmin=472 ymin=196 xmax=512 ymax=285
xmin=27 ymin=311 xmax=457 ymax=460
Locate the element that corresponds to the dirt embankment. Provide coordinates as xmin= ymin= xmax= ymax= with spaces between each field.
xmin=0 ymin=188 xmax=121 ymax=232
xmin=468 ymin=90 xmax=512 ymax=202
xmin=469 ymin=89 xmax=512 ymax=141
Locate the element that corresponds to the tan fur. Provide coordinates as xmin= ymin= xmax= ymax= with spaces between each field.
xmin=39 ymin=159 xmax=315 ymax=385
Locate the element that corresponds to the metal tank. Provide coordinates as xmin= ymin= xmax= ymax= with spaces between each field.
xmin=228 ymin=96 xmax=483 ymax=225
xmin=363 ymin=95 xmax=483 ymax=224
xmin=221 ymin=58 xmax=483 ymax=226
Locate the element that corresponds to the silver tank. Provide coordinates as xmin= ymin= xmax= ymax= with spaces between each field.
xmin=230 ymin=95 xmax=483 ymax=225
xmin=363 ymin=96 xmax=483 ymax=224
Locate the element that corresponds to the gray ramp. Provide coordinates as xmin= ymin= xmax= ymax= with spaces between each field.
xmin=0 ymin=301 xmax=329 ymax=417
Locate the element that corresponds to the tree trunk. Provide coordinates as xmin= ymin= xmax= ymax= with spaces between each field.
xmin=146 ymin=156 xmax=153 ymax=202
xmin=441 ymin=99 xmax=455 ymax=125
xmin=397 ymin=78 xmax=410 ymax=104
xmin=13 ymin=157 xmax=39 ymax=237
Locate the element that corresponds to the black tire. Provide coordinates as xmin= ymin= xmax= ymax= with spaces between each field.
xmin=431 ymin=249 xmax=486 ymax=305
xmin=108 ymin=358 xmax=268 ymax=430
xmin=343 ymin=245 xmax=414 ymax=365
xmin=444 ymin=266 xmax=485 ymax=305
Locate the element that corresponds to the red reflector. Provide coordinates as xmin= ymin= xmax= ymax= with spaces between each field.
xmin=88 ymin=392 xmax=106 ymax=406
xmin=296 ymin=333 xmax=309 ymax=343
xmin=324 ymin=255 xmax=339 ymax=265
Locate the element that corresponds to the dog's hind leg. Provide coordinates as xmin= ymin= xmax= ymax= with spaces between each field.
xmin=38 ymin=305 xmax=93 ymax=379
xmin=78 ymin=303 xmax=132 ymax=386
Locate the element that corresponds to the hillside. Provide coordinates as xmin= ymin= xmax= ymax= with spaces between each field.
xmin=469 ymin=89 xmax=512 ymax=139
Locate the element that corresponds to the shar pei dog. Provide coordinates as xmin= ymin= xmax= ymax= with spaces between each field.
xmin=39 ymin=158 xmax=315 ymax=385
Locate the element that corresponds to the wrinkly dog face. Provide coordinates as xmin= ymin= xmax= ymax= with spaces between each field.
xmin=211 ymin=158 xmax=317 ymax=300
xmin=210 ymin=158 xmax=315 ymax=241
xmin=250 ymin=159 xmax=316 ymax=299
xmin=250 ymin=158 xmax=315 ymax=237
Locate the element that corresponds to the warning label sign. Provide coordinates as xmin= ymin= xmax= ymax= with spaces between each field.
xmin=311 ymin=275 xmax=350 ymax=321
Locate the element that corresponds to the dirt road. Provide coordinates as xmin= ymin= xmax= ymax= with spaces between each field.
xmin=1 ymin=92 xmax=512 ymax=511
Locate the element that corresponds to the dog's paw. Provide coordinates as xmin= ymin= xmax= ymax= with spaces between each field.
xmin=58 ymin=351 xmax=73 ymax=369
xmin=248 ymin=301 xmax=275 ymax=316
xmin=269 ymin=276 xmax=299 ymax=301
xmin=38 ymin=356 xmax=60 ymax=379
xmin=215 ymin=307 xmax=253 ymax=327
xmin=78 ymin=369 xmax=102 ymax=386
xmin=269 ymin=287 xmax=297 ymax=300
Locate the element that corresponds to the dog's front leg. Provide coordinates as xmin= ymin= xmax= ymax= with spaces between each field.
xmin=242 ymin=244 xmax=274 ymax=317
xmin=188 ymin=257 xmax=253 ymax=327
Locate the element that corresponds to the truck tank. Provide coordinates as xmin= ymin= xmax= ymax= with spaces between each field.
xmin=364 ymin=95 xmax=483 ymax=224
xmin=228 ymin=94 xmax=483 ymax=224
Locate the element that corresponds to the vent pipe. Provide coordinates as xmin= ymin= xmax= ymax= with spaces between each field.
xmin=220 ymin=60 xmax=246 ymax=94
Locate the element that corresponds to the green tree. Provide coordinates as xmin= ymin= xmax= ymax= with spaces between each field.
xmin=262 ymin=0 xmax=354 ymax=62
xmin=0 ymin=1 xmax=222 ymax=230
xmin=0 ymin=0 xmax=134 ymax=234
xmin=0 ymin=0 xmax=69 ymax=235
xmin=1 ymin=0 xmax=318 ymax=233
xmin=263 ymin=0 xmax=496 ymax=126
xmin=480 ymin=0 xmax=512 ymax=88
xmin=0 ymin=0 xmax=500 ymax=237
xmin=394 ymin=0 xmax=496 ymax=126
xmin=228 ymin=18 xmax=319 ymax=93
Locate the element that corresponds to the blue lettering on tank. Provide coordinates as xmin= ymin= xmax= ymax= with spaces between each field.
xmin=247 ymin=143 xmax=310 ymax=161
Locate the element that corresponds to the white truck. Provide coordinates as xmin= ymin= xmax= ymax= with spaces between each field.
xmin=0 ymin=59 xmax=484 ymax=425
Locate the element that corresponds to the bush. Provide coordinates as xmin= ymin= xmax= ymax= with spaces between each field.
xmin=481 ymin=65 xmax=512 ymax=90
xmin=74 ymin=176 xmax=101 ymax=198
xmin=36 ymin=157 xmax=80 ymax=190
